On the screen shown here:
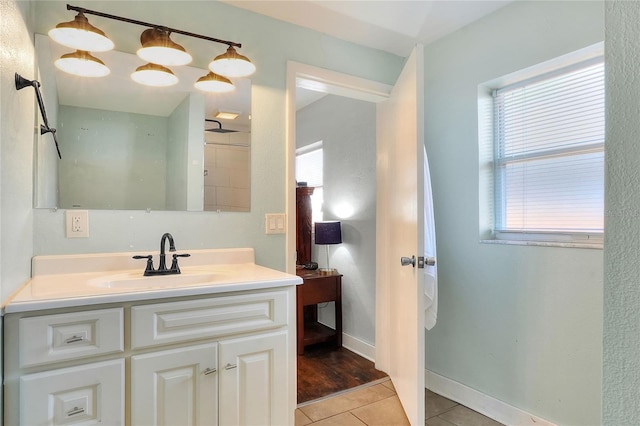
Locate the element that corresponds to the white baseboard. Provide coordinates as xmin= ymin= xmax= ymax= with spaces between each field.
xmin=315 ymin=320 xmax=377 ymax=362
xmin=342 ymin=332 xmax=375 ymax=362
xmin=425 ymin=370 xmax=556 ymax=426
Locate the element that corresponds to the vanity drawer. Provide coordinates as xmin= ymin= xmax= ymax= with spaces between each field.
xmin=19 ymin=308 xmax=124 ymax=368
xmin=20 ymin=359 xmax=124 ymax=426
xmin=131 ymin=290 xmax=288 ymax=349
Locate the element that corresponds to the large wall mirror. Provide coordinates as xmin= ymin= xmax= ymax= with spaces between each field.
xmin=34 ymin=34 xmax=251 ymax=212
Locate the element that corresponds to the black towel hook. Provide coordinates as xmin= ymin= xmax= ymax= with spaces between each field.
xmin=15 ymin=73 xmax=62 ymax=159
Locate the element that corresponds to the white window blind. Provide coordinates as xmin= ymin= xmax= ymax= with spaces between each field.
xmin=493 ymin=59 xmax=604 ymax=236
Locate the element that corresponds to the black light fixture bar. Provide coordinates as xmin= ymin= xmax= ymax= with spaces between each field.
xmin=66 ymin=3 xmax=242 ymax=48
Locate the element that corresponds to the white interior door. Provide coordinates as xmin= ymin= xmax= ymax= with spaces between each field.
xmin=375 ymin=45 xmax=425 ymax=425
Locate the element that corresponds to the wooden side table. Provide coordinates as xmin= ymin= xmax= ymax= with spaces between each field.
xmin=296 ymin=270 xmax=342 ymax=355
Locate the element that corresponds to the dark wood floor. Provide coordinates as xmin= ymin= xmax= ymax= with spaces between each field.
xmin=297 ymin=343 xmax=388 ymax=404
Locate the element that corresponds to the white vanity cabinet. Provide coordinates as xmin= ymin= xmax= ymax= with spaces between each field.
xmin=131 ymin=343 xmax=219 ymax=425
xmin=20 ymin=359 xmax=125 ymax=425
xmin=4 ymin=287 xmax=296 ymax=426
xmin=218 ymin=330 xmax=288 ymax=425
xmin=6 ymin=308 xmax=126 ymax=425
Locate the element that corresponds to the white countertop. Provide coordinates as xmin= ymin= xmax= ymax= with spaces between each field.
xmin=3 ymin=248 xmax=302 ymax=313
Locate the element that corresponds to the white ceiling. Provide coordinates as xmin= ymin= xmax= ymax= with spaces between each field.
xmin=249 ymin=0 xmax=513 ymax=110
xmin=223 ymin=0 xmax=514 ymax=57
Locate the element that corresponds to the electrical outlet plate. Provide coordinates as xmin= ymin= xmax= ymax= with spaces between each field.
xmin=65 ymin=210 xmax=89 ymax=238
xmin=265 ymin=213 xmax=286 ymax=234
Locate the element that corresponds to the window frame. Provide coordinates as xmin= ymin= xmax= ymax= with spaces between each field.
xmin=486 ymin=54 xmax=605 ymax=248
xmin=295 ymin=141 xmax=324 ymax=224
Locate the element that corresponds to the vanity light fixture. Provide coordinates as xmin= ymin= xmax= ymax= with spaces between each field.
xmin=215 ymin=110 xmax=240 ymax=120
xmin=194 ymin=72 xmax=234 ymax=93
xmin=136 ymin=28 xmax=192 ymax=66
xmin=209 ymin=46 xmax=256 ymax=78
xmin=49 ymin=4 xmax=255 ymax=86
xmin=48 ymin=11 xmax=114 ymax=52
xmin=131 ymin=63 xmax=178 ymax=87
xmin=54 ymin=50 xmax=110 ymax=77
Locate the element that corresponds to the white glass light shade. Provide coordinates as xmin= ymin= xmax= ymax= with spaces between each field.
xmin=131 ymin=63 xmax=178 ymax=87
xmin=136 ymin=28 xmax=192 ymax=66
xmin=208 ymin=46 xmax=256 ymax=78
xmin=194 ymin=72 xmax=234 ymax=93
xmin=54 ymin=51 xmax=110 ymax=77
xmin=48 ymin=12 xmax=114 ymax=52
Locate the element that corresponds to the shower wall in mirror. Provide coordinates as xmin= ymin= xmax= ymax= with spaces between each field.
xmin=34 ymin=34 xmax=251 ymax=212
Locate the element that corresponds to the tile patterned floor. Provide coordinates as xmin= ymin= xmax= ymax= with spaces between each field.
xmin=295 ymin=378 xmax=504 ymax=426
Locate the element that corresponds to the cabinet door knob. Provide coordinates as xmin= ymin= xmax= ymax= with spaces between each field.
xmin=66 ymin=406 xmax=85 ymax=417
xmin=224 ymin=363 xmax=237 ymax=370
xmin=203 ymin=367 xmax=217 ymax=375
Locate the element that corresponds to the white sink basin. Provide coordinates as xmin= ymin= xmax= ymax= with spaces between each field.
xmin=5 ymin=249 xmax=304 ymax=314
xmin=90 ymin=270 xmax=219 ymax=289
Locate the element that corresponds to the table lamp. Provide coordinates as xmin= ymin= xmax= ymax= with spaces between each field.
xmin=315 ymin=221 xmax=342 ymax=273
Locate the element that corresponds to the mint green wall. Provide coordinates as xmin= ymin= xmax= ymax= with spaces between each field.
xmin=58 ymin=106 xmax=169 ymax=210
xmin=165 ymin=92 xmax=205 ymax=212
xmin=423 ymin=1 xmax=604 ymax=425
xmin=185 ymin=93 xmax=205 ymax=212
xmin=166 ymin=96 xmax=191 ymax=211
xmin=24 ymin=1 xmax=403 ymax=292
xmin=1 ymin=0 xmax=35 ymax=302
xmin=34 ymin=35 xmax=59 ymax=209
xmin=603 ymin=1 xmax=640 ymax=424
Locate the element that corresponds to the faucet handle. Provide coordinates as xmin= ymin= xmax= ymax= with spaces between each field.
xmin=133 ymin=255 xmax=155 ymax=275
xmin=170 ymin=253 xmax=190 ymax=274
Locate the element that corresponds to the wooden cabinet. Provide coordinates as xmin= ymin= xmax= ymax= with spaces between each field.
xmin=4 ymin=288 xmax=295 ymax=426
xmin=296 ymin=270 xmax=342 ymax=354
xmin=296 ymin=186 xmax=315 ymax=264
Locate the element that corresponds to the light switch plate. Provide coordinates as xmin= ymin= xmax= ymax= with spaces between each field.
xmin=265 ymin=213 xmax=286 ymax=234
xmin=66 ymin=210 xmax=89 ymax=238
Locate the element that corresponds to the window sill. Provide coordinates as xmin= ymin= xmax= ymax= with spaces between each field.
xmin=480 ymin=239 xmax=602 ymax=250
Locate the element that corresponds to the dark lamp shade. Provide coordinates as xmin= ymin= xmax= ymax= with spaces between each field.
xmin=315 ymin=221 xmax=342 ymax=245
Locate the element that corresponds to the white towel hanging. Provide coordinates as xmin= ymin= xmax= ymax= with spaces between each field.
xmin=423 ymin=145 xmax=438 ymax=330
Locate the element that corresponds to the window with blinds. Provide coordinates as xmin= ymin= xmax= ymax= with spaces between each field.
xmin=296 ymin=141 xmax=324 ymax=223
xmin=493 ymin=58 xmax=604 ymax=240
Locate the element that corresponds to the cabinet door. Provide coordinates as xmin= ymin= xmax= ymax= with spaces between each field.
xmin=219 ymin=331 xmax=288 ymax=426
xmin=131 ymin=343 xmax=218 ymax=426
xmin=20 ymin=359 xmax=124 ymax=425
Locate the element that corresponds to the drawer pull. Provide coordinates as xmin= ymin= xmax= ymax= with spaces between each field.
xmin=224 ymin=363 xmax=237 ymax=370
xmin=203 ymin=367 xmax=217 ymax=375
xmin=67 ymin=406 xmax=85 ymax=417
xmin=65 ymin=335 xmax=85 ymax=344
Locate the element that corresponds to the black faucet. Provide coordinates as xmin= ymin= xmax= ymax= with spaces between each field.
xmin=158 ymin=232 xmax=176 ymax=272
xmin=133 ymin=232 xmax=190 ymax=276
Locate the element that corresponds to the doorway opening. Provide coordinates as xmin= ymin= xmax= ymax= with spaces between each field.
xmin=287 ymin=47 xmax=428 ymax=424
xmin=286 ymin=63 xmax=391 ymax=404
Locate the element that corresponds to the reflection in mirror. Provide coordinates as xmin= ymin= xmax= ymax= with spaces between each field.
xmin=34 ymin=34 xmax=251 ymax=212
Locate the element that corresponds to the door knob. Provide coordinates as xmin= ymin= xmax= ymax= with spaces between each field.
xmin=400 ymin=256 xmax=436 ymax=268
xmin=400 ymin=256 xmax=416 ymax=267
